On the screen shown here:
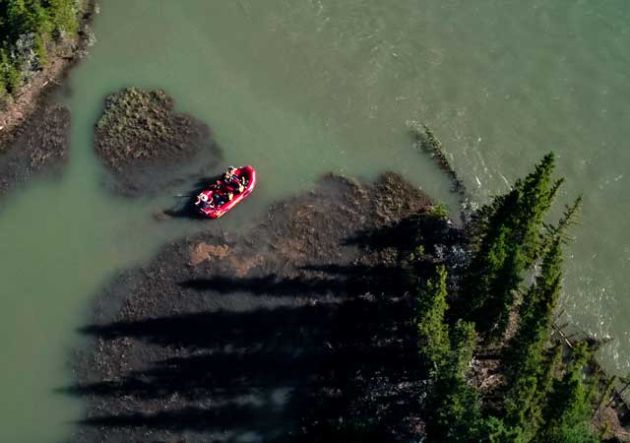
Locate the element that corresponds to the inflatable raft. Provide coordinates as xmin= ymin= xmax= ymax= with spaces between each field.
xmin=195 ymin=166 xmax=256 ymax=219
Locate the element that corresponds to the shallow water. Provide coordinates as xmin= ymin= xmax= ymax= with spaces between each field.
xmin=0 ymin=1 xmax=629 ymax=441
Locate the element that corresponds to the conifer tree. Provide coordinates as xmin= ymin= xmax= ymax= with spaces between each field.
xmin=536 ymin=343 xmax=598 ymax=443
xmin=501 ymin=196 xmax=581 ymax=440
xmin=416 ymin=155 xmax=600 ymax=442
xmin=427 ymin=320 xmax=483 ymax=443
xmin=417 ymin=267 xmax=487 ymax=442
xmin=505 ymin=235 xmax=563 ymax=374
xmin=504 ymin=236 xmax=562 ymax=441
xmin=546 ymin=196 xmax=583 ymax=243
xmin=417 ymin=265 xmax=450 ymax=367
xmin=462 ymin=153 xmax=563 ymax=338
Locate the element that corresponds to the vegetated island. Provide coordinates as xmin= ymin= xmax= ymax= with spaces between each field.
xmin=0 ymin=0 xmax=95 ymax=197
xmin=69 ymin=144 xmax=630 ymax=442
xmin=93 ymin=87 xmax=222 ymax=196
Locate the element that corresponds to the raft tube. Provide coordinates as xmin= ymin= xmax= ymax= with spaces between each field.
xmin=197 ymin=165 xmax=256 ymax=219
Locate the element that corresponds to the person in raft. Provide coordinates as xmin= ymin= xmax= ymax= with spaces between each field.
xmin=223 ymin=166 xmax=245 ymax=193
xmin=212 ymin=191 xmax=234 ymax=206
xmin=195 ymin=193 xmax=212 ymax=209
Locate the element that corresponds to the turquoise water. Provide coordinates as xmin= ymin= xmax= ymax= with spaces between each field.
xmin=0 ymin=1 xmax=629 ymax=441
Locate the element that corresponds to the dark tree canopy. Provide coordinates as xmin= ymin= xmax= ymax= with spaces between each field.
xmin=416 ymin=154 xmax=599 ymax=442
xmin=462 ymin=153 xmax=563 ymax=338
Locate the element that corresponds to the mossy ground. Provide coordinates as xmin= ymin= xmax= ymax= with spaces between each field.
xmin=94 ymin=87 xmax=221 ymax=195
xmin=71 ymin=173 xmax=445 ymax=443
xmin=0 ymin=103 xmax=70 ymax=197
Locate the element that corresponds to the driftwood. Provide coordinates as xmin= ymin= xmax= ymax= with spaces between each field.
xmin=410 ymin=124 xmax=471 ymax=222
xmin=410 ymin=125 xmax=466 ymax=195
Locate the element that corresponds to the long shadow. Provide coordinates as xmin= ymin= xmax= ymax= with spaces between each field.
xmin=70 ymin=214 xmax=460 ymax=442
xmin=74 ymin=300 xmax=422 ymax=441
xmin=178 ymin=263 xmax=410 ymax=298
xmin=162 ymin=174 xmax=224 ymax=219
xmin=346 ymin=213 xmax=465 ymax=255
xmin=80 ymin=305 xmax=335 ymax=350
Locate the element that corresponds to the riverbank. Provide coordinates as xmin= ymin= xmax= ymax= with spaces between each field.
xmin=67 ymin=140 xmax=630 ymax=442
xmin=0 ymin=1 xmax=96 ymax=197
xmin=69 ymin=172 xmax=453 ymax=442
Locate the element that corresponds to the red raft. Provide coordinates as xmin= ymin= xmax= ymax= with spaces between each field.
xmin=195 ymin=166 xmax=257 ymax=219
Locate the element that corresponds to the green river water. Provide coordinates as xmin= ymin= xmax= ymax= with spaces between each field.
xmin=0 ymin=1 xmax=629 ymax=441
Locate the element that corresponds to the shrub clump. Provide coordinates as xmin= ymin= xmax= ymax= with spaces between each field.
xmin=94 ymin=87 xmax=211 ymax=172
xmin=0 ymin=0 xmax=82 ymax=100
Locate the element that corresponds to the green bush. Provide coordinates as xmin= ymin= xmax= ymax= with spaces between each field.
xmin=0 ymin=47 xmax=22 ymax=94
xmin=428 ymin=202 xmax=449 ymax=220
xmin=0 ymin=0 xmax=80 ymax=98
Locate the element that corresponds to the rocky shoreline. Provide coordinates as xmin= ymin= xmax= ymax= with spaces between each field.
xmin=68 ymin=173 xmax=466 ymax=442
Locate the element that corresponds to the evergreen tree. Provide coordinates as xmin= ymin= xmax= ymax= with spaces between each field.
xmin=417 ymin=267 xmax=487 ymax=442
xmin=536 ymin=343 xmax=598 ymax=443
xmin=546 ymin=196 xmax=583 ymax=243
xmin=505 ymin=235 xmax=563 ymax=375
xmin=427 ymin=320 xmax=483 ymax=443
xmin=416 ymin=155 xmax=601 ymax=442
xmin=462 ymin=153 xmax=563 ymax=338
xmin=478 ymin=416 xmax=523 ymax=443
xmin=501 ymin=195 xmax=583 ymax=440
xmin=417 ymin=265 xmax=450 ymax=367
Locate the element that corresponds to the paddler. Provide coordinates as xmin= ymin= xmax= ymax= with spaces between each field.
xmin=224 ymin=166 xmax=245 ymax=193
xmin=195 ymin=193 xmax=212 ymax=209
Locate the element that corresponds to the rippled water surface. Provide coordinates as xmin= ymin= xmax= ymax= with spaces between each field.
xmin=1 ymin=1 xmax=629 ymax=441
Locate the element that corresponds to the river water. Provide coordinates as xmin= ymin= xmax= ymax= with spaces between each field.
xmin=0 ymin=1 xmax=628 ymax=441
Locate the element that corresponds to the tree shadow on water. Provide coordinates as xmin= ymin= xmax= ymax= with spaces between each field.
xmin=345 ymin=213 xmax=464 ymax=257
xmin=68 ymin=215 xmax=459 ymax=442
xmin=178 ymin=263 xmax=411 ymax=299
